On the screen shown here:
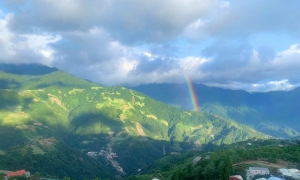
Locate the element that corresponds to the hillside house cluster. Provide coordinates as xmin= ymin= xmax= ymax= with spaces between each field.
xmin=87 ymin=150 xmax=118 ymax=159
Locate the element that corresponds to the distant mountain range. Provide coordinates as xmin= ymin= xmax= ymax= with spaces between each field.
xmin=131 ymin=83 xmax=300 ymax=138
xmin=0 ymin=63 xmax=267 ymax=178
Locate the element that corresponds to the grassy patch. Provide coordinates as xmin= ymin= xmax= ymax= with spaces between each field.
xmin=91 ymin=86 xmax=102 ymax=90
xmin=135 ymin=102 xmax=145 ymax=107
xmin=30 ymin=144 xmax=45 ymax=155
xmin=146 ymin=114 xmax=158 ymax=120
xmin=68 ymin=89 xmax=85 ymax=94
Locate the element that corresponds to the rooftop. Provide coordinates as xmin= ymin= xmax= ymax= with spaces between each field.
xmin=249 ymin=167 xmax=269 ymax=171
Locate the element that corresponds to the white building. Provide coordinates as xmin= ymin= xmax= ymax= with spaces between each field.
xmin=248 ymin=167 xmax=270 ymax=176
xmin=292 ymin=173 xmax=300 ymax=180
xmin=278 ymin=169 xmax=300 ymax=180
xmin=193 ymin=156 xmax=201 ymax=166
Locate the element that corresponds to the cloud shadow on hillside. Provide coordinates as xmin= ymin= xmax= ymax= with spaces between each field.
xmin=0 ymin=63 xmax=58 ymax=76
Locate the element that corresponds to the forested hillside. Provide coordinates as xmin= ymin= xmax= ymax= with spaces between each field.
xmin=127 ymin=139 xmax=300 ymax=180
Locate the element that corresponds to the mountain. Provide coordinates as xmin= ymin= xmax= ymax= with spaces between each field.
xmin=0 ymin=63 xmax=267 ymax=177
xmin=130 ymin=83 xmax=300 ymax=138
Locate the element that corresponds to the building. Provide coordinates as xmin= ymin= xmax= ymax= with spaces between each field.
xmin=87 ymin=151 xmax=97 ymax=156
xmin=248 ymin=167 xmax=269 ymax=176
xmin=278 ymin=168 xmax=300 ymax=179
xmin=290 ymin=169 xmax=300 ymax=173
xmin=7 ymin=169 xmax=29 ymax=178
xmin=292 ymin=173 xmax=300 ymax=180
xmin=205 ymin=155 xmax=211 ymax=159
xmin=229 ymin=175 xmax=243 ymax=180
xmin=193 ymin=156 xmax=201 ymax=166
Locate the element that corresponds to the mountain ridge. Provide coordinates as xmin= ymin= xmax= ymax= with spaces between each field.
xmin=0 ymin=63 xmax=268 ymax=177
xmin=130 ymin=83 xmax=300 ymax=138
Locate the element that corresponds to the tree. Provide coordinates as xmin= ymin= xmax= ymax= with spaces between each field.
xmin=8 ymin=175 xmax=27 ymax=180
xmin=29 ymin=172 xmax=40 ymax=180
xmin=218 ymin=158 xmax=233 ymax=180
xmin=0 ymin=173 xmax=5 ymax=180
xmin=63 ymin=176 xmax=71 ymax=180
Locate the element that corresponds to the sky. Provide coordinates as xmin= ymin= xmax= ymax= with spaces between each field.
xmin=0 ymin=0 xmax=300 ymax=92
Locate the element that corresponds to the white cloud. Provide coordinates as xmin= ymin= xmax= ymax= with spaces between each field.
xmin=272 ymin=44 xmax=300 ymax=69
xmin=251 ymin=79 xmax=297 ymax=92
xmin=0 ymin=14 xmax=60 ymax=65
xmin=1 ymin=0 xmax=300 ymax=92
xmin=179 ymin=56 xmax=210 ymax=71
xmin=206 ymin=79 xmax=298 ymax=92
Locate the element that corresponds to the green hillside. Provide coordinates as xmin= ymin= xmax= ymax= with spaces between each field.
xmin=0 ymin=138 xmax=115 ymax=179
xmin=131 ymin=83 xmax=300 ymax=138
xmin=0 ymin=64 xmax=268 ymax=177
xmin=127 ymin=139 xmax=300 ymax=180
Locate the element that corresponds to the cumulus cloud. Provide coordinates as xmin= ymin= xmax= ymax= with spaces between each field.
xmin=199 ymin=44 xmax=300 ymax=91
xmin=0 ymin=0 xmax=300 ymax=91
xmin=0 ymin=15 xmax=60 ymax=65
xmin=206 ymin=79 xmax=298 ymax=92
xmin=4 ymin=0 xmax=219 ymax=44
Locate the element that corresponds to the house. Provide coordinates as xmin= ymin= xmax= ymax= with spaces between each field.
xmin=289 ymin=169 xmax=300 ymax=173
xmin=87 ymin=151 xmax=97 ymax=156
xmin=7 ymin=169 xmax=29 ymax=178
xmin=193 ymin=156 xmax=201 ymax=166
xmin=278 ymin=168 xmax=300 ymax=179
xmin=205 ymin=155 xmax=210 ymax=159
xmin=229 ymin=175 xmax=243 ymax=180
xmin=292 ymin=173 xmax=300 ymax=180
xmin=248 ymin=167 xmax=269 ymax=176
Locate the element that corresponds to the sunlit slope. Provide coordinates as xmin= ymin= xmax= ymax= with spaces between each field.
xmin=131 ymin=83 xmax=300 ymax=138
xmin=0 ymin=70 xmax=267 ymax=147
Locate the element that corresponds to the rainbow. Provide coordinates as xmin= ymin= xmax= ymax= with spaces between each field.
xmin=184 ymin=75 xmax=199 ymax=112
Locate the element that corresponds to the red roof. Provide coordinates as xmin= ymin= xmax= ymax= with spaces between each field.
xmin=229 ymin=177 xmax=241 ymax=180
xmin=7 ymin=169 xmax=26 ymax=178
xmin=229 ymin=175 xmax=243 ymax=180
